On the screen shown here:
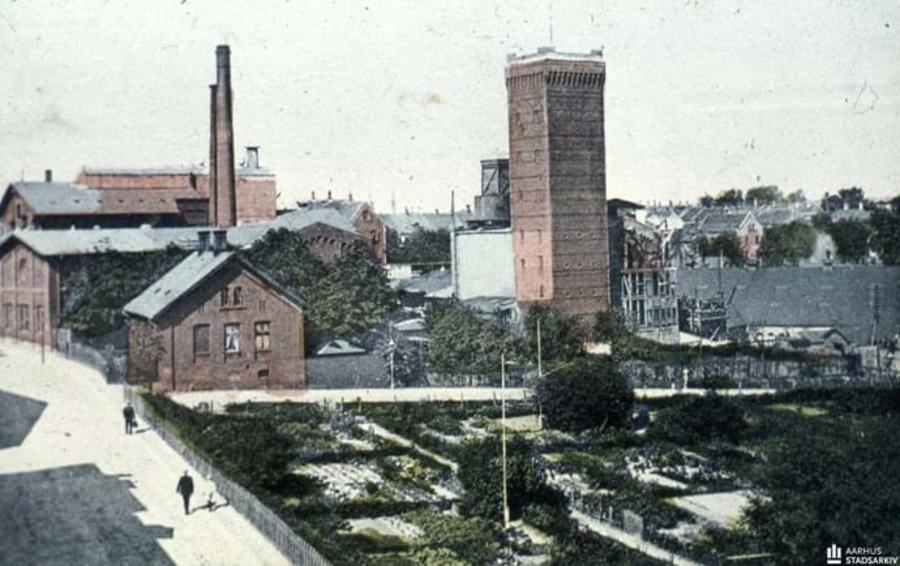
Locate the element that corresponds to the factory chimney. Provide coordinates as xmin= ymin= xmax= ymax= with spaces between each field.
xmin=209 ymin=45 xmax=237 ymax=227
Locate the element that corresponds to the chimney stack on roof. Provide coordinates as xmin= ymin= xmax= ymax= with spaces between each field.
xmin=44 ymin=169 xmax=52 ymax=182
xmin=212 ymin=229 xmax=228 ymax=253
xmin=327 ymin=190 xmax=332 ymax=202
xmin=311 ymin=190 xmax=316 ymax=201
xmin=348 ymin=191 xmax=353 ymax=202
xmin=244 ymin=146 xmax=259 ymax=170
xmin=197 ymin=230 xmax=211 ymax=252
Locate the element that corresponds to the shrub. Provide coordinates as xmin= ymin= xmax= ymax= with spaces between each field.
xmin=651 ymin=393 xmax=747 ymax=445
xmin=535 ymin=357 xmax=633 ymax=433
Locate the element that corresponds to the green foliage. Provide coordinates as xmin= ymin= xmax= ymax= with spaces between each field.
xmin=651 ymin=393 xmax=747 ymax=445
xmin=142 ymin=394 xmax=293 ymax=489
xmin=759 ymin=221 xmax=816 ymax=266
xmin=386 ymin=227 xmax=451 ymax=267
xmin=63 ymin=246 xmax=187 ymax=336
xmin=699 ymin=194 xmax=714 ymax=207
xmin=828 ymin=218 xmax=872 ymax=262
xmin=743 ymin=413 xmax=900 ymax=565
xmin=523 ymin=304 xmax=584 ymax=367
xmin=424 ymin=300 xmax=522 ymax=378
xmin=457 ymin=435 xmax=562 ymax=523
xmin=535 ymin=357 xmax=633 ymax=433
xmin=551 ymin=529 xmax=664 ymax=565
xmin=870 ymin=207 xmax=900 ymax=265
xmin=244 ymin=229 xmax=397 ymax=343
xmin=784 ymin=190 xmax=805 ymax=204
xmin=404 ymin=510 xmax=502 ymax=565
xmin=698 ymin=233 xmax=744 ymax=266
xmin=745 ymin=185 xmax=782 ymax=205
xmin=714 ymin=188 xmax=743 ymax=207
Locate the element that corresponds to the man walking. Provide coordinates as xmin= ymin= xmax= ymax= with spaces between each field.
xmin=176 ymin=471 xmax=194 ymax=515
xmin=123 ymin=403 xmax=136 ymax=435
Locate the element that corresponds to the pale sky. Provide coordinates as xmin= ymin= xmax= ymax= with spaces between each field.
xmin=1 ymin=0 xmax=898 ymax=212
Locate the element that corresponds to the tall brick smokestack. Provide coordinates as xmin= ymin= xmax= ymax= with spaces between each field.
xmin=208 ymin=84 xmax=218 ymax=225
xmin=213 ymin=45 xmax=237 ymax=227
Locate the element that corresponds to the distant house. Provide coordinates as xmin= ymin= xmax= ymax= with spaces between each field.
xmin=123 ymin=231 xmax=305 ymax=391
xmin=291 ymin=195 xmax=386 ymax=263
xmin=698 ymin=210 xmax=764 ymax=264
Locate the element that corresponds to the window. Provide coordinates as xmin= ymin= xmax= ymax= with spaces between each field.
xmin=362 ymin=210 xmax=371 ymax=221
xmin=3 ymin=304 xmax=11 ymax=328
xmin=520 ymin=230 xmax=525 ymax=242
xmin=520 ymin=258 xmax=526 ymax=271
xmin=259 ymin=299 xmax=267 ymax=312
xmin=17 ymin=258 xmax=28 ymax=286
xmin=224 ymin=323 xmax=240 ymax=354
xmin=537 ymin=230 xmax=542 ymax=244
xmin=193 ymin=324 xmax=210 ymax=356
xmin=255 ymin=321 xmax=271 ymax=353
xmin=232 ymin=286 xmax=243 ymax=307
xmin=34 ymin=306 xmax=43 ymax=332
xmin=17 ymin=304 xmax=29 ymax=330
xmin=539 ymin=285 xmax=544 ymax=298
xmin=220 ymin=288 xmax=230 ymax=307
xmin=538 ymin=255 xmax=544 ymax=272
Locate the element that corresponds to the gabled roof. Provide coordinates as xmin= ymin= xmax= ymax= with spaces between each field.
xmin=3 ymin=182 xmax=195 ymax=216
xmin=316 ymin=339 xmax=367 ymax=356
xmin=699 ymin=211 xmax=757 ymax=235
xmin=123 ymin=251 xmax=304 ymax=322
xmin=0 ymin=227 xmax=200 ymax=257
xmin=607 ymin=198 xmax=644 ymax=211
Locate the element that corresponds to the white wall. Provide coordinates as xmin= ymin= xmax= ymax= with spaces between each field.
xmin=452 ymin=229 xmax=515 ymax=300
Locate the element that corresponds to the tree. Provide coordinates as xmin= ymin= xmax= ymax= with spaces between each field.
xmin=745 ymin=185 xmax=782 ymax=205
xmin=127 ymin=322 xmax=165 ymax=391
xmin=523 ymin=305 xmax=584 ymax=368
xmin=534 ymin=357 xmax=633 ymax=433
xmin=386 ymin=227 xmax=451 ymax=268
xmin=698 ymin=233 xmax=744 ymax=266
xmin=827 ymin=218 xmax=871 ymax=263
xmin=651 ymin=393 xmax=747 ymax=444
xmin=699 ymin=194 xmax=714 ymax=207
xmin=243 ymin=228 xmax=328 ymax=291
xmin=425 ymin=301 xmax=520 ymax=380
xmin=714 ymin=189 xmax=743 ymax=207
xmin=869 ymin=207 xmax=900 ymax=265
xmin=785 ymin=190 xmax=806 ymax=204
xmin=63 ymin=246 xmax=187 ymax=336
xmin=457 ymin=435 xmax=562 ymax=523
xmin=594 ymin=311 xmax=625 ymax=344
xmin=759 ymin=221 xmax=816 ymax=266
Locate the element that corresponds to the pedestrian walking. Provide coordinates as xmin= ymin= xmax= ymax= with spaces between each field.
xmin=176 ymin=471 xmax=194 ymax=515
xmin=123 ymin=403 xmax=136 ymax=435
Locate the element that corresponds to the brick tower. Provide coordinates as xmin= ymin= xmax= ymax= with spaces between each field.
xmin=209 ymin=45 xmax=237 ymax=228
xmin=506 ymin=48 xmax=611 ymax=322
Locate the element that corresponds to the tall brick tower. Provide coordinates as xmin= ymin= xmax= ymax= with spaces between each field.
xmin=209 ymin=45 xmax=237 ymax=228
xmin=506 ymin=48 xmax=610 ymax=322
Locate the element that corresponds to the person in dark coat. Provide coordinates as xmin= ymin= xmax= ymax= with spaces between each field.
xmin=123 ymin=403 xmax=136 ymax=434
xmin=176 ymin=471 xmax=194 ymax=515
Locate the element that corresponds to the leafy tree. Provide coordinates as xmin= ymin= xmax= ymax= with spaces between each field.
xmin=651 ymin=393 xmax=747 ymax=444
xmin=457 ymin=435 xmax=562 ymax=523
xmin=811 ymin=212 xmax=832 ymax=231
xmin=127 ymin=322 xmax=165 ymax=391
xmin=714 ymin=188 xmax=744 ymax=207
xmin=386 ymin=227 xmax=451 ymax=267
xmin=784 ymin=190 xmax=806 ymax=204
xmin=759 ymin=221 xmax=816 ymax=266
xmin=63 ymin=246 xmax=187 ymax=336
xmin=425 ymin=300 xmax=521 ymax=380
xmin=869 ymin=207 xmax=900 ymax=265
xmin=244 ymin=229 xmax=396 ymax=344
xmin=524 ymin=305 xmax=584 ymax=368
xmin=827 ymin=218 xmax=871 ymax=263
xmin=745 ymin=185 xmax=782 ymax=205
xmin=403 ymin=510 xmax=502 ymax=565
xmin=594 ymin=311 xmax=625 ymax=343
xmin=534 ymin=357 xmax=634 ymax=433
xmin=699 ymin=194 xmax=714 ymax=207
xmin=698 ymin=233 xmax=744 ymax=266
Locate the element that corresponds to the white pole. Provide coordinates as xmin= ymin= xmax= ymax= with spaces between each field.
xmin=536 ymin=318 xmax=543 ymax=379
xmin=501 ymin=351 xmax=510 ymax=529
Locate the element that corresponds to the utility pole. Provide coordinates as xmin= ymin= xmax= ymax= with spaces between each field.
xmin=388 ymin=325 xmax=396 ymax=389
xmin=536 ymin=318 xmax=543 ymax=379
xmin=500 ymin=351 xmax=510 ymax=529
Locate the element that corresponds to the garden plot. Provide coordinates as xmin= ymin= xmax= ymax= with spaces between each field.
xmin=294 ymin=460 xmax=448 ymax=504
xmin=667 ymin=489 xmax=756 ymax=528
xmin=343 ymin=516 xmax=424 ymax=540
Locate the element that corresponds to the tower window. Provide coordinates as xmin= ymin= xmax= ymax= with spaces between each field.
xmin=520 ymin=258 xmax=526 ymax=271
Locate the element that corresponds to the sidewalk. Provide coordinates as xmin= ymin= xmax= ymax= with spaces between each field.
xmin=0 ymin=338 xmax=289 ymax=566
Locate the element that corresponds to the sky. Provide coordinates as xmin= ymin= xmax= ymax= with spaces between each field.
xmin=1 ymin=0 xmax=898 ymax=213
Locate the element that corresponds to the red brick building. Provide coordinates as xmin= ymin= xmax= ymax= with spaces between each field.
xmin=507 ymin=49 xmax=611 ymax=322
xmin=123 ymin=232 xmax=305 ymax=391
xmin=0 ymin=238 xmax=55 ymax=347
xmin=291 ymin=196 xmax=387 ymax=264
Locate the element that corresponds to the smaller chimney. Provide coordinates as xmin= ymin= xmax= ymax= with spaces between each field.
xmin=465 ymin=204 xmax=471 ymax=214
xmin=44 ymin=169 xmax=52 ymax=182
xmin=212 ymin=229 xmax=228 ymax=253
xmin=197 ymin=230 xmax=211 ymax=252
xmin=244 ymin=146 xmax=260 ymax=170
xmin=348 ymin=191 xmax=353 ymax=202
xmin=327 ymin=190 xmax=332 ymax=202
xmin=311 ymin=190 xmax=316 ymax=201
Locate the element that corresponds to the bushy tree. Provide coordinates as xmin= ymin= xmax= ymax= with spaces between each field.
xmin=714 ymin=188 xmax=744 ymax=207
xmin=63 ymin=246 xmax=187 ymax=336
xmin=827 ymin=218 xmax=872 ymax=262
xmin=785 ymin=190 xmax=805 ymax=204
xmin=698 ymin=233 xmax=745 ymax=266
xmin=424 ymin=300 xmax=520 ymax=379
xmin=524 ymin=305 xmax=584 ymax=368
xmin=759 ymin=221 xmax=816 ymax=265
xmin=243 ymin=228 xmax=328 ymax=290
xmin=745 ymin=185 xmax=782 ymax=205
xmin=651 ymin=393 xmax=747 ymax=444
xmin=535 ymin=357 xmax=633 ymax=433
xmin=699 ymin=194 xmax=714 ymax=207
xmin=870 ymin=207 xmax=900 ymax=265
xmin=457 ymin=435 xmax=562 ymax=523
xmin=386 ymin=227 xmax=450 ymax=267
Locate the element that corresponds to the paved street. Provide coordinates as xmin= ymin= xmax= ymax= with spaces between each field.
xmin=0 ymin=339 xmax=289 ymax=566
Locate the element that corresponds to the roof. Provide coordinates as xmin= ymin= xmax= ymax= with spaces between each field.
xmin=392 ymin=269 xmax=452 ymax=296
xmin=123 ymin=251 xmax=304 ymax=322
xmin=607 ymin=198 xmax=645 ymax=211
xmin=0 ymin=227 xmax=201 ymax=257
xmin=315 ymin=339 xmax=367 ymax=356
xmin=4 ymin=182 xmax=196 ymax=216
xmin=676 ymin=266 xmax=900 ymax=344
xmin=80 ymin=166 xmax=204 ymax=176
xmin=699 ymin=211 xmax=756 ymax=235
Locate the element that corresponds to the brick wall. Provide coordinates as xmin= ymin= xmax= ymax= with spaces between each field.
xmin=0 ymin=242 xmax=56 ymax=347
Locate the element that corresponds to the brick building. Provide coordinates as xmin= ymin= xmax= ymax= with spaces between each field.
xmin=506 ymin=48 xmax=611 ymax=322
xmin=290 ymin=195 xmax=386 ymax=263
xmin=123 ymin=231 xmax=305 ymax=391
